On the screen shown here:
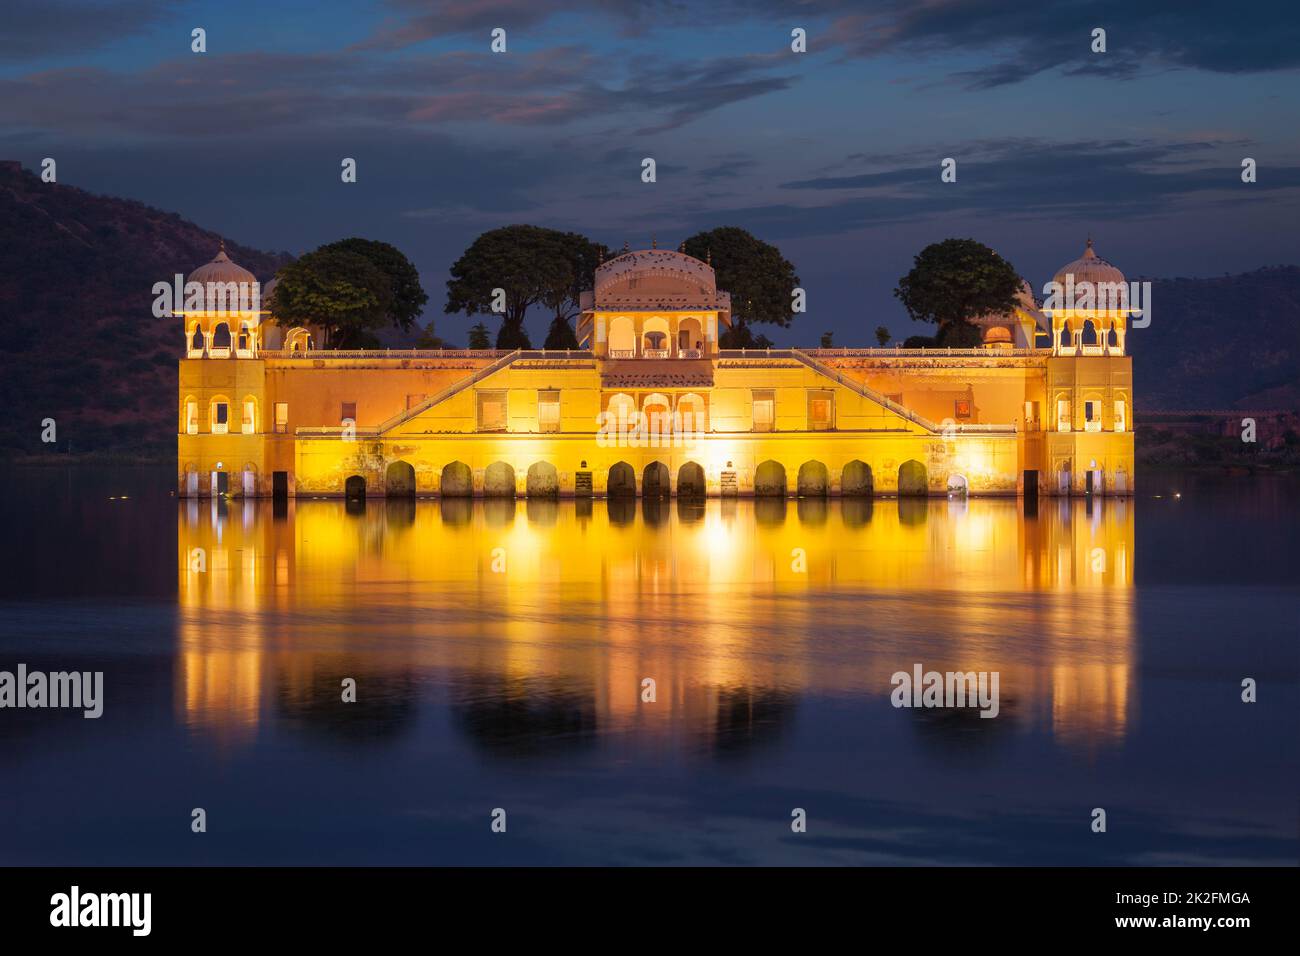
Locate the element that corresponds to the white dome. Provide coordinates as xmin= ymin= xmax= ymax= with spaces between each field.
xmin=187 ymin=243 xmax=256 ymax=288
xmin=1052 ymin=238 xmax=1125 ymax=289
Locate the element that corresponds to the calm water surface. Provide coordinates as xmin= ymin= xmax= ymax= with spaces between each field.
xmin=0 ymin=467 xmax=1296 ymax=865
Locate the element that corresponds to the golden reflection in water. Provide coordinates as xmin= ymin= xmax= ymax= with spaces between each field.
xmin=177 ymin=494 xmax=1135 ymax=755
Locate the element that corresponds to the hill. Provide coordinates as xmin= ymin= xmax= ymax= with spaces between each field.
xmin=1134 ymin=267 xmax=1300 ymax=411
xmin=0 ymin=161 xmax=292 ymax=456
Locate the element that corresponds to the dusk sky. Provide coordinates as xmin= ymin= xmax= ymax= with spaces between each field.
xmin=4 ymin=0 xmax=1299 ymax=345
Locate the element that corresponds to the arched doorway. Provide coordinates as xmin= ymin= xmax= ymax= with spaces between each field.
xmin=608 ymin=461 xmax=636 ymax=497
xmin=754 ymin=460 xmax=786 ymax=497
xmin=642 ymin=461 xmax=670 ymax=497
xmin=677 ymin=462 xmax=706 ymax=498
xmin=643 ymin=393 xmax=671 ymax=440
xmin=946 ymin=474 xmax=969 ymax=496
xmin=344 ymin=475 xmax=366 ymax=500
xmin=797 ymin=460 xmax=829 ymax=497
xmin=526 ymin=461 xmax=559 ymax=498
xmin=484 ymin=461 xmax=516 ymax=497
xmin=385 ymin=460 xmax=416 ymax=497
xmin=677 ymin=317 xmax=703 ymax=354
xmin=642 ymin=316 xmax=670 ymax=356
xmin=440 ymin=461 xmax=473 ymax=497
xmin=841 ymin=459 xmax=873 ymax=496
xmin=608 ymin=317 xmax=635 ymax=357
xmin=898 ymin=460 xmax=928 ymax=497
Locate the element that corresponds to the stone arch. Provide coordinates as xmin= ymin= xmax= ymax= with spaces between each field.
xmin=484 ymin=461 xmax=516 ymax=497
xmin=946 ymin=474 xmax=969 ymax=496
xmin=677 ymin=316 xmax=703 ymax=352
xmin=677 ymin=461 xmax=706 ymax=498
xmin=642 ymin=316 xmax=670 ymax=353
xmin=208 ymin=394 xmax=231 ymax=435
xmin=608 ymin=316 xmax=635 ymax=356
xmin=526 ymin=461 xmax=559 ymax=498
xmin=754 ymin=460 xmax=787 ymax=497
xmin=898 ymin=459 xmax=928 ymax=497
xmin=188 ymin=324 xmax=205 ymax=356
xmin=385 ymin=460 xmax=416 ymax=498
xmin=841 ymin=459 xmax=873 ymax=496
xmin=239 ymin=394 xmax=257 ymax=434
xmin=345 ymin=475 xmax=367 ymax=500
xmin=608 ymin=461 xmax=636 ymax=497
xmin=676 ymin=392 xmax=706 ymax=432
xmin=210 ymin=322 xmax=232 ymax=356
xmin=797 ymin=460 xmax=829 ymax=497
xmin=440 ymin=461 xmax=473 ymax=497
xmin=286 ymin=327 xmax=312 ymax=352
xmin=182 ymin=395 xmax=199 ymax=435
xmin=642 ymin=461 xmax=670 ymax=498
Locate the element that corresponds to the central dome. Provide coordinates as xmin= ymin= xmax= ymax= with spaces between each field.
xmin=1052 ymin=238 xmax=1125 ymax=289
xmin=187 ymin=242 xmax=257 ymax=288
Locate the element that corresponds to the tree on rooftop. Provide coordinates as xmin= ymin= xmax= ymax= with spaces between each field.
xmin=270 ymin=248 xmax=393 ymax=349
xmin=681 ymin=227 xmax=799 ymax=347
xmin=446 ymin=224 xmax=602 ymax=350
xmin=893 ymin=238 xmax=1019 ymax=348
xmin=318 ymin=237 xmax=427 ymax=333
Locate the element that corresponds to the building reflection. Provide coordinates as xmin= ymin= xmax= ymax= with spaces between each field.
xmin=177 ymin=493 xmax=1135 ymax=757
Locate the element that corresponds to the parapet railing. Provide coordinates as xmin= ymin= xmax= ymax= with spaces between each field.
xmin=371 ymin=349 xmax=526 ymax=435
xmin=789 ymin=348 xmax=1017 ymax=435
xmin=734 ymin=346 xmax=1041 ymax=357
xmin=260 ymin=348 xmax=514 ymax=359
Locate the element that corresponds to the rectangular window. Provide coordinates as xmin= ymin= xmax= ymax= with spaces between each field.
xmin=242 ymin=399 xmax=256 ymax=435
xmin=752 ymin=390 xmax=775 ymax=432
xmin=477 ymin=389 xmax=507 ymax=432
xmin=1085 ymin=400 xmax=1101 ymax=432
xmin=538 ymin=390 xmax=560 ymax=433
xmin=340 ymin=401 xmax=357 ymax=425
xmin=954 ymin=399 xmax=971 ymax=419
xmin=212 ymin=402 xmax=229 ymax=435
xmin=1057 ymin=398 xmax=1071 ymax=432
xmin=1114 ymin=399 xmax=1127 ymax=432
xmin=406 ymin=393 xmax=426 ymax=410
xmin=185 ymin=400 xmax=198 ymax=435
xmin=1024 ymin=400 xmax=1040 ymax=430
xmin=808 ymin=389 xmax=834 ymax=431
xmin=274 ymin=402 xmax=289 ymax=434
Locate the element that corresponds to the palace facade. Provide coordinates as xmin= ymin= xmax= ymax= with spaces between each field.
xmin=176 ymin=241 xmax=1134 ymax=499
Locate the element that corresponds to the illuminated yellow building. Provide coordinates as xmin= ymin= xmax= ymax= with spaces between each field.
xmin=177 ymin=240 xmax=1135 ymax=499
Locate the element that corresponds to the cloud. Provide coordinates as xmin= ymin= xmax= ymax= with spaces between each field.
xmin=0 ymin=0 xmax=173 ymax=60
xmin=684 ymin=138 xmax=1300 ymax=239
xmin=0 ymin=41 xmax=795 ymax=140
xmin=825 ymin=0 xmax=1300 ymax=88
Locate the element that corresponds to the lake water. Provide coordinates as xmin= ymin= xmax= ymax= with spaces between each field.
xmin=0 ymin=466 xmax=1295 ymax=865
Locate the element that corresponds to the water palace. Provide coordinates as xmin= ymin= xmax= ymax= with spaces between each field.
xmin=176 ymin=240 xmax=1135 ymax=499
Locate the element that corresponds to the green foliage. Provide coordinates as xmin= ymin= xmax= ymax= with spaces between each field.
xmin=415 ymin=319 xmax=453 ymax=349
xmin=467 ymin=322 xmax=492 ymax=350
xmin=446 ymin=226 xmax=605 ymax=347
xmin=719 ymin=323 xmax=775 ymax=349
xmin=682 ymin=227 xmax=800 ymax=335
xmin=271 ymin=249 xmax=393 ymax=349
xmin=496 ymin=317 xmax=533 ymax=349
xmin=875 ymin=325 xmax=892 ymax=347
xmin=894 ymin=239 xmax=1020 ymax=341
xmin=543 ymin=316 xmax=580 ymax=350
xmin=318 ymin=238 xmax=428 ymax=332
xmin=820 ymin=331 xmax=834 ymax=348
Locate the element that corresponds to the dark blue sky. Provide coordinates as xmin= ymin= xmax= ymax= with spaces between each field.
xmin=3 ymin=0 xmax=1299 ymax=345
